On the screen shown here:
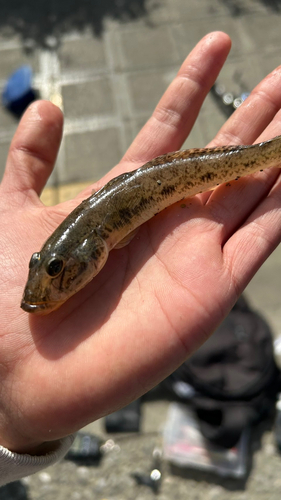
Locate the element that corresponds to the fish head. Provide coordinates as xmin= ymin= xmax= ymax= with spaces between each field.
xmin=21 ymin=233 xmax=109 ymax=314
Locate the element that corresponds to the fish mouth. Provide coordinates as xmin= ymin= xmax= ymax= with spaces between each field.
xmin=21 ymin=300 xmax=64 ymax=315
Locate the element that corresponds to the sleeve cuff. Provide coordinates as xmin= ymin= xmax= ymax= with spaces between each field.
xmin=0 ymin=435 xmax=75 ymax=486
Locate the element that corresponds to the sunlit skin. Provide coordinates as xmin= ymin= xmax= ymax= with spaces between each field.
xmin=0 ymin=32 xmax=281 ymax=457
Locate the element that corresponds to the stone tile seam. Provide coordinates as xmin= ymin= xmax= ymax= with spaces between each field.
xmin=103 ymin=30 xmax=132 ymax=154
xmin=104 ymin=27 xmax=153 ymax=152
xmin=38 ymin=48 xmax=66 ymax=183
xmin=0 ymin=9 xmax=278 ymax=52
xmin=64 ymin=115 xmax=123 ymax=135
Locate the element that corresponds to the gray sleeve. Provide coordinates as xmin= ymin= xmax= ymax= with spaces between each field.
xmin=0 ymin=435 xmax=75 ymax=486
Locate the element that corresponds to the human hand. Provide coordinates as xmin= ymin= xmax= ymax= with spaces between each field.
xmin=0 ymin=32 xmax=280 ymax=454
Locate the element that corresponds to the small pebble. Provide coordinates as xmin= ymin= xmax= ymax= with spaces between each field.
xmin=150 ymin=468 xmax=161 ymax=481
xmin=76 ymin=466 xmax=90 ymax=483
xmin=101 ymin=439 xmax=115 ymax=452
xmin=38 ymin=471 xmax=51 ymax=483
xmin=21 ymin=476 xmax=31 ymax=485
xmin=71 ymin=492 xmax=82 ymax=500
xmin=101 ymin=439 xmax=120 ymax=453
xmin=45 ymin=35 xmax=58 ymax=49
xmin=208 ymin=485 xmax=224 ymax=499
xmin=95 ymin=477 xmax=107 ymax=491
xmin=152 ymin=447 xmax=162 ymax=460
xmin=264 ymin=443 xmax=275 ymax=456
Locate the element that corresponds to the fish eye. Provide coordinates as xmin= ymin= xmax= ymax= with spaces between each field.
xmin=29 ymin=252 xmax=41 ymax=268
xmin=46 ymin=257 xmax=64 ymax=278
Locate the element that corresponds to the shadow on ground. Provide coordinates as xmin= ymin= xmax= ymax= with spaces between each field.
xmin=220 ymin=0 xmax=281 ymax=15
xmin=0 ymin=0 xmax=279 ymax=48
xmin=0 ymin=481 xmax=28 ymax=500
xmin=0 ymin=0 xmax=151 ymax=48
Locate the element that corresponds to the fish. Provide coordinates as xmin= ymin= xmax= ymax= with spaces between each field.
xmin=21 ymin=136 xmax=281 ymax=314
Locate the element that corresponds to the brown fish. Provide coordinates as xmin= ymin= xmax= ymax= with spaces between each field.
xmin=21 ymin=136 xmax=281 ymax=314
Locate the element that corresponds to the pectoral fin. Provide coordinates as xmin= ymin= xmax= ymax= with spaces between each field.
xmin=115 ymin=228 xmax=139 ymax=249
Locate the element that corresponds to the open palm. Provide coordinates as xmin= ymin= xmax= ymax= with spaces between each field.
xmin=1 ymin=32 xmax=281 ymax=454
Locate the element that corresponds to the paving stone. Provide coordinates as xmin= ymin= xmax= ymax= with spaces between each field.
xmin=127 ymin=69 xmax=176 ymax=113
xmin=197 ymin=109 xmax=226 ymax=145
xmin=121 ymin=119 xmax=138 ymax=151
xmin=64 ymin=128 xmax=122 ymax=183
xmin=171 ymin=17 xmax=255 ymax=61
xmin=200 ymin=92 xmax=227 ymax=118
xmin=213 ymin=56 xmax=264 ymax=96
xmin=59 ymin=36 xmax=108 ymax=73
xmin=242 ymin=13 xmax=281 ymax=54
xmin=261 ymin=52 xmax=281 ymax=77
xmin=166 ymin=0 xmax=226 ymax=20
xmin=105 ymin=0 xmax=174 ymax=28
xmin=41 ymin=181 xmax=92 ymax=206
xmin=62 ymin=77 xmax=115 ymax=119
xmin=0 ymin=106 xmax=19 ymax=132
xmin=0 ymin=141 xmax=10 ymax=179
xmin=118 ymin=25 xmax=180 ymax=70
xmin=220 ymin=0 xmax=269 ymax=15
xmin=145 ymin=0 xmax=178 ymax=25
xmin=0 ymin=47 xmax=39 ymax=81
xmin=181 ymin=121 xmax=206 ymax=149
xmin=0 ymin=28 xmax=22 ymax=43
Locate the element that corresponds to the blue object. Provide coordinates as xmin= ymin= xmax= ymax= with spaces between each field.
xmin=2 ymin=65 xmax=37 ymax=116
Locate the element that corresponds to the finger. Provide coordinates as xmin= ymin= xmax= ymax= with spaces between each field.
xmin=210 ymin=65 xmax=281 ymax=148
xmin=200 ymin=66 xmax=281 ymax=217
xmin=256 ymin=107 xmax=281 ymax=143
xmin=204 ymin=167 xmax=280 ymax=246
xmin=223 ymin=171 xmax=281 ymax=297
xmin=1 ymin=100 xmax=63 ymax=204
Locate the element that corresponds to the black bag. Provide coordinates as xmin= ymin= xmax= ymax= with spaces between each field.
xmin=165 ymin=296 xmax=281 ymax=448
